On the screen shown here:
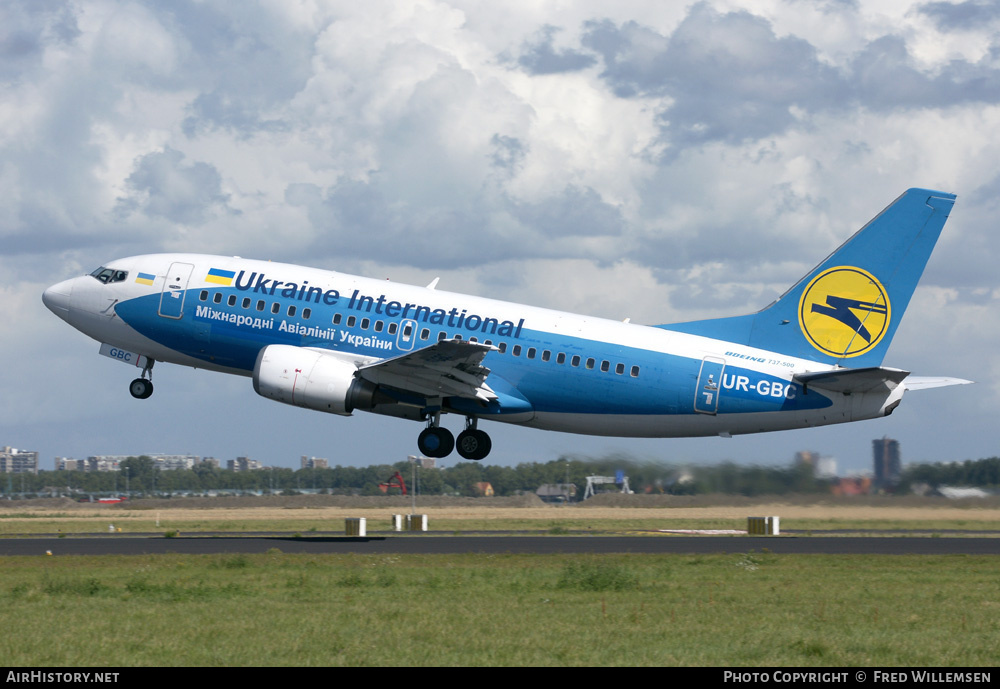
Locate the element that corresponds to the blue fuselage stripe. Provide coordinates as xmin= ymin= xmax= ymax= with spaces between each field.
xmin=113 ymin=288 xmax=831 ymax=417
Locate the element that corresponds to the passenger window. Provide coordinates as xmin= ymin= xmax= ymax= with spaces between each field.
xmin=333 ymin=313 xmax=342 ymax=325
xmin=630 ymin=365 xmax=640 ymax=378
xmin=453 ymin=333 xmax=462 ymax=341
xmin=287 ymin=305 xmax=297 ymax=317
xmin=228 ymin=295 xmax=236 ymax=307
xmin=271 ymin=302 xmax=280 ymax=314
xmin=437 ymin=331 xmax=446 ymax=341
xmin=421 ymin=329 xmax=430 ymax=340
xmin=601 ymin=360 xmax=610 ymax=372
xmin=512 ymin=345 xmax=521 ymax=356
xmin=498 ymin=342 xmax=507 ymax=353
xmin=347 ymin=316 xmax=356 ymax=327
xmin=571 ymin=355 xmax=580 ymax=367
xmin=469 ymin=337 xmax=478 ymax=343
xmin=556 ymin=353 xmax=566 ymax=364
xmin=302 ymin=308 xmax=311 ymax=319
xmin=199 ymin=291 xmax=208 ymax=301
xmin=586 ymin=358 xmax=595 ymax=370
xmin=256 ymin=300 xmax=265 ymax=311
xmin=361 ymin=318 xmax=370 ymax=330
xmin=375 ymin=321 xmax=384 ymax=332
xmin=615 ymin=363 xmax=625 ymax=375
xmin=388 ymin=322 xmax=398 ymax=335
xmin=214 ymin=293 xmax=222 ymax=304
xmin=241 ymin=298 xmax=250 ymax=309
xmin=542 ymin=350 xmax=551 ymax=362
xmin=527 ymin=348 xmax=536 ymax=359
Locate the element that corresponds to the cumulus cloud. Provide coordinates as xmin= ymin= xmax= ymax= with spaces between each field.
xmin=917 ymin=0 xmax=1000 ymax=30
xmin=116 ymin=147 xmax=234 ymax=224
xmin=513 ymin=24 xmax=598 ymax=75
xmin=4 ymin=1 xmax=999 ymax=468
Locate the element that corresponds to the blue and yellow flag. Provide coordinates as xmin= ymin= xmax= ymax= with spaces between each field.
xmin=134 ymin=272 xmax=155 ymax=286
xmin=206 ymin=268 xmax=235 ymax=286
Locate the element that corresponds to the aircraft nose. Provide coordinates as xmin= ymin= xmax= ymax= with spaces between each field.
xmin=42 ymin=279 xmax=74 ymax=317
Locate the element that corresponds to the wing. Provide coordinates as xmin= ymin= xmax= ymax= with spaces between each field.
xmin=356 ymin=339 xmax=497 ymax=402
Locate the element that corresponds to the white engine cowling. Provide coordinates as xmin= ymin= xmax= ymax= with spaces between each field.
xmin=252 ymin=345 xmax=378 ymax=416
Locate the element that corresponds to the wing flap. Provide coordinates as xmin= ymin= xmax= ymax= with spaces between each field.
xmin=357 ymin=339 xmax=497 ymax=402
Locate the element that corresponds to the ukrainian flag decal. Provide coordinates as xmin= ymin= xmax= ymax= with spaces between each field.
xmin=135 ymin=272 xmax=155 ymax=286
xmin=206 ymin=268 xmax=235 ymax=286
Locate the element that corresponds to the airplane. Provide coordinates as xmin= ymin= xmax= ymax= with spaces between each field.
xmin=42 ymin=188 xmax=971 ymax=461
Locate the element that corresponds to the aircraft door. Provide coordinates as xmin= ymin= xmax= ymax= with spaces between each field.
xmin=396 ymin=319 xmax=418 ymax=351
xmin=694 ymin=356 xmax=726 ymax=414
xmin=158 ymin=262 xmax=194 ymax=319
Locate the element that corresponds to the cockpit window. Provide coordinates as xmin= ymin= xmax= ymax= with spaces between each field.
xmin=89 ymin=267 xmax=128 ymax=284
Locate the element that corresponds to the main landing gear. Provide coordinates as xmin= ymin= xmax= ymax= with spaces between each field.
xmin=129 ymin=360 xmax=155 ymax=400
xmin=417 ymin=415 xmax=491 ymax=460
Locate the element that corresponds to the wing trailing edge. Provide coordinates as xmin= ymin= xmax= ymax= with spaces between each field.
xmin=356 ymin=339 xmax=497 ymax=402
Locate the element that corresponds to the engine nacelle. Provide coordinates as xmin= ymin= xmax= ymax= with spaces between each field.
xmin=252 ymin=345 xmax=378 ymax=416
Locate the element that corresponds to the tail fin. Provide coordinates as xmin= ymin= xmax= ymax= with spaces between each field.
xmin=660 ymin=188 xmax=957 ymax=367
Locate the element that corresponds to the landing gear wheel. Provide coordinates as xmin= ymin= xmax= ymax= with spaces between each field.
xmin=129 ymin=378 xmax=153 ymax=400
xmin=456 ymin=429 xmax=491 ymax=461
xmin=417 ymin=427 xmax=454 ymax=458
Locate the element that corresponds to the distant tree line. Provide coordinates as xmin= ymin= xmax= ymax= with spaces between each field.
xmin=900 ymin=457 xmax=1000 ymax=492
xmin=4 ymin=454 xmax=998 ymax=499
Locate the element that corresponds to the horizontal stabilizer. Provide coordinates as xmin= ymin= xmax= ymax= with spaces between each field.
xmin=904 ymin=376 xmax=974 ymax=391
xmin=793 ymin=367 xmax=909 ymax=393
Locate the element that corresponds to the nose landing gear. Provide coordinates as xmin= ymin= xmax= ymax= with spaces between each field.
xmin=129 ymin=359 xmax=155 ymax=400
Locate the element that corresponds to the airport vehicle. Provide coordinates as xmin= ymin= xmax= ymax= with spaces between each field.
xmin=43 ymin=188 xmax=970 ymax=460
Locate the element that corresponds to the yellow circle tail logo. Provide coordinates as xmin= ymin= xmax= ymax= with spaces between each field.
xmin=798 ymin=266 xmax=891 ymax=358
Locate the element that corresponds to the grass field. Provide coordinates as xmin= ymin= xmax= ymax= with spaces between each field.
xmin=1 ymin=497 xmax=998 ymax=666
xmin=1 ymin=551 xmax=997 ymax=666
xmin=3 ymin=500 xmax=1000 ymax=535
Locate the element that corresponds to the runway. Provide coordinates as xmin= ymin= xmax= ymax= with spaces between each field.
xmin=2 ymin=534 xmax=997 ymax=556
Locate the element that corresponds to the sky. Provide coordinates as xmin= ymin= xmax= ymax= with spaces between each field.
xmin=2 ymin=0 xmax=999 ymax=475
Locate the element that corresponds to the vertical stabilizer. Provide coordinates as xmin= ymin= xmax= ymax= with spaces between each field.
xmin=659 ymin=188 xmax=956 ymax=367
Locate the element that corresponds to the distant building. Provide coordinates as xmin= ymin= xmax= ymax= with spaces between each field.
xmin=84 ymin=454 xmax=200 ymax=472
xmin=0 ymin=447 xmax=38 ymax=474
xmin=537 ymin=483 xmax=577 ymax=503
xmin=815 ymin=456 xmax=838 ymax=479
xmin=55 ymin=457 xmax=85 ymax=471
xmin=795 ymin=451 xmax=819 ymax=468
xmin=228 ymin=456 xmax=261 ymax=472
xmin=873 ymin=437 xmax=901 ymax=490
xmin=794 ymin=451 xmax=837 ymax=478
xmin=831 ymin=476 xmax=872 ymax=496
xmin=85 ymin=456 xmax=121 ymax=472
xmin=301 ymin=456 xmax=328 ymax=469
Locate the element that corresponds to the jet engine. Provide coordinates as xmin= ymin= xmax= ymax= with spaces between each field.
xmin=252 ymin=345 xmax=379 ymax=415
